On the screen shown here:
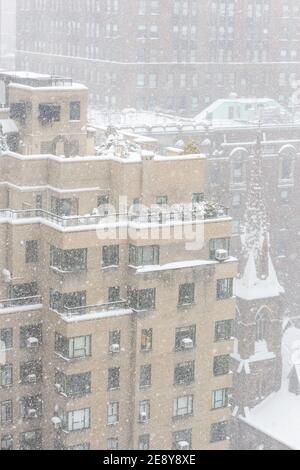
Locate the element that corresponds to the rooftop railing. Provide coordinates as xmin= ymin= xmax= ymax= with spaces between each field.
xmin=0 ymin=205 xmax=229 ymax=229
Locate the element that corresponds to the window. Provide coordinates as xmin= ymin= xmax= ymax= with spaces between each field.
xmin=140 ymin=365 xmax=151 ymax=388
xmin=20 ymin=395 xmax=43 ymax=419
xmin=10 ymin=282 xmax=38 ymax=301
xmin=102 ymin=245 xmax=119 ymax=267
xmin=70 ymin=101 xmax=81 ymax=121
xmin=20 ymin=430 xmax=42 ymax=450
xmin=1 ymin=435 xmax=13 ymax=450
xmin=97 ymin=195 xmax=110 ymax=207
xmin=256 ymin=311 xmax=268 ymax=341
xmin=51 ymin=197 xmax=77 ymax=217
xmin=107 ymin=438 xmax=119 ymax=450
xmin=172 ymin=429 xmax=192 ymax=450
xmin=20 ymin=324 xmax=42 ymax=349
xmin=213 ymin=355 xmax=230 ymax=376
xmin=40 ymin=141 xmax=53 ymax=154
xmin=210 ymin=421 xmax=229 ymax=442
xmin=215 ymin=320 xmax=234 ymax=342
xmin=50 ymin=290 xmax=86 ymax=314
xmin=128 ymin=288 xmax=156 ymax=311
xmin=192 ymin=193 xmax=204 ymax=205
xmin=175 ymin=326 xmax=196 ymax=351
xmin=232 ymin=193 xmax=241 ymax=207
xmin=55 ymin=371 xmax=91 ymax=397
xmin=173 ymin=395 xmax=193 ymax=418
xmin=141 ymin=329 xmax=153 ymax=351
xmin=107 ymin=402 xmax=119 ymax=425
xmin=129 ymin=245 xmax=159 ymax=266
xmin=39 ymin=103 xmax=61 ymax=124
xmin=50 ymin=246 xmax=87 ymax=272
xmin=0 ymin=328 xmax=13 ymax=350
xmin=64 ymin=409 xmax=90 ymax=432
xmin=36 ymin=194 xmax=43 ymax=209
xmin=0 ymin=364 xmax=12 ymax=387
xmin=217 ymin=279 xmax=233 ymax=300
xmin=209 ymin=238 xmax=230 ymax=260
xmin=139 ymin=400 xmax=150 ymax=422
xmin=178 ymin=283 xmax=195 ymax=306
xmin=138 ymin=434 xmax=150 ymax=450
xmin=108 ymin=367 xmax=120 ymax=390
xmin=20 ymin=361 xmax=43 ymax=384
xmin=1 ymin=400 xmax=13 ymax=424
xmin=212 ymin=389 xmax=230 ymax=410
xmin=231 ymin=160 xmax=246 ymax=185
xmin=25 ymin=240 xmax=39 ymax=263
xmin=108 ymin=287 xmax=121 ymax=303
xmin=280 ymin=190 xmax=289 ymax=204
xmin=55 ymin=334 xmax=91 ymax=359
xmin=156 ymin=196 xmax=168 ymax=205
xmin=280 ymin=156 xmax=294 ymax=180
xmin=174 ymin=361 xmax=195 ymax=385
xmin=109 ymin=330 xmax=121 ymax=351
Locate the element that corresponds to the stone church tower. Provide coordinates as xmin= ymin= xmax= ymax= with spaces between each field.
xmin=232 ymin=132 xmax=284 ymax=446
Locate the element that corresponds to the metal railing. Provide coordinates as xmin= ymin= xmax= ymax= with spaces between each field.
xmin=0 ymin=206 xmax=229 ymax=229
xmin=60 ymin=300 xmax=128 ymax=317
xmin=0 ymin=295 xmax=42 ymax=309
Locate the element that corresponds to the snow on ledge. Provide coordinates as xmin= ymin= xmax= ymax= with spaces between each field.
xmin=135 ymin=257 xmax=237 ymax=274
xmin=61 ymin=308 xmax=133 ymax=323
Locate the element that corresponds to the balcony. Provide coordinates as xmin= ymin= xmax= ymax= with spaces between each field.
xmin=0 ymin=204 xmax=230 ymax=230
xmin=0 ymin=295 xmax=43 ymax=311
xmin=52 ymin=300 xmax=129 ymax=319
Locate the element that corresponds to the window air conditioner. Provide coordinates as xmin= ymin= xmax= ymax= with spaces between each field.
xmin=215 ymin=249 xmax=229 ymax=262
xmin=27 ymin=408 xmax=38 ymax=418
xmin=110 ymin=343 xmax=120 ymax=354
xmin=26 ymin=337 xmax=39 ymax=349
xmin=51 ymin=416 xmax=62 ymax=430
xmin=177 ymin=440 xmax=190 ymax=450
xmin=181 ymin=338 xmax=194 ymax=350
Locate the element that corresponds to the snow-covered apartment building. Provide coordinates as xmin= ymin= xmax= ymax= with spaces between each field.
xmin=15 ymin=0 xmax=300 ymax=115
xmin=0 ymin=71 xmax=237 ymax=450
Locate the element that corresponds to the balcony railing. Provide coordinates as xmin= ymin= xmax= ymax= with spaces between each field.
xmin=0 ymin=295 xmax=42 ymax=309
xmin=0 ymin=205 xmax=229 ymax=229
xmin=58 ymin=300 xmax=128 ymax=318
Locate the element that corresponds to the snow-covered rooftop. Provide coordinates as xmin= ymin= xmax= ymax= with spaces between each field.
xmin=194 ymin=97 xmax=292 ymax=126
xmin=240 ymin=326 xmax=300 ymax=450
xmin=234 ymin=252 xmax=284 ymax=301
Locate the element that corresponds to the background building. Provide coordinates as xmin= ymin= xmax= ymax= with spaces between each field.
xmin=16 ymin=0 xmax=300 ymax=115
xmin=0 ymin=0 xmax=16 ymax=69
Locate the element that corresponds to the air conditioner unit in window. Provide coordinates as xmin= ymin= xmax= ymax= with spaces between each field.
xmin=26 ymin=337 xmax=39 ymax=349
xmin=139 ymin=412 xmax=148 ymax=423
xmin=27 ymin=408 xmax=38 ymax=419
xmin=215 ymin=249 xmax=229 ymax=262
xmin=181 ymin=338 xmax=194 ymax=350
xmin=51 ymin=416 xmax=62 ymax=430
xmin=27 ymin=374 xmax=37 ymax=383
xmin=177 ymin=440 xmax=190 ymax=450
xmin=110 ymin=343 xmax=120 ymax=354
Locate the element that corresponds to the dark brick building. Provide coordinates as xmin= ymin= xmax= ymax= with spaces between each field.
xmin=16 ymin=0 xmax=300 ymax=115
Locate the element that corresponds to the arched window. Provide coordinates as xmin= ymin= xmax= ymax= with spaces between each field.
xmin=255 ymin=311 xmax=268 ymax=341
xmin=279 ymin=146 xmax=296 ymax=181
xmin=230 ymin=148 xmax=248 ymax=186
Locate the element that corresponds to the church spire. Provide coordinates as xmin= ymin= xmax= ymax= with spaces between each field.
xmin=234 ymin=129 xmax=284 ymax=300
xmin=243 ymin=129 xmax=269 ymax=280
